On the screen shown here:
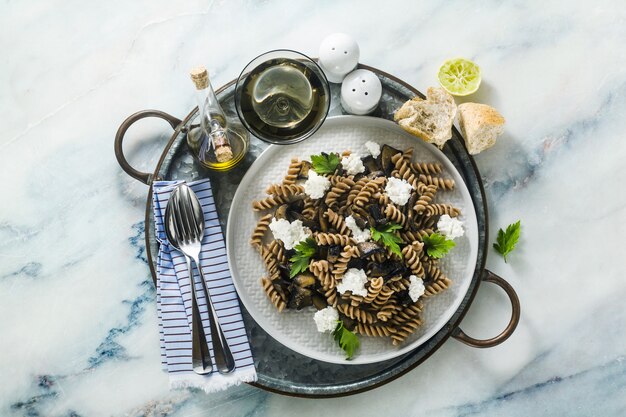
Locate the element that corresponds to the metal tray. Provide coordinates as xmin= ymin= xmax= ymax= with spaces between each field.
xmin=114 ymin=64 xmax=520 ymax=398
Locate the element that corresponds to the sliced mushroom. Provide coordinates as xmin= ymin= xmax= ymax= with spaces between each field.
xmin=367 ymin=170 xmax=386 ymax=179
xmin=351 ymin=211 xmax=369 ymax=229
xmin=380 ymin=144 xmax=402 ymax=175
xmin=289 ymin=199 xmax=305 ymax=213
xmin=318 ymin=207 xmax=329 ymax=232
xmin=405 ymin=193 xmax=418 ymax=223
xmin=357 ymin=241 xmax=384 ymax=259
xmin=287 ymin=285 xmax=313 ymax=310
xmin=368 ymin=205 xmax=387 ymax=227
xmin=340 ymin=315 xmax=356 ymax=331
xmin=277 ymin=263 xmax=291 ymax=280
xmin=298 ymin=161 xmax=312 ymax=179
xmin=327 ymin=245 xmax=342 ymax=263
xmin=369 ymin=260 xmax=407 ymax=280
xmin=397 ymin=289 xmax=413 ymax=306
xmin=288 ymin=211 xmax=318 ymax=230
xmin=274 ymin=204 xmax=290 ymax=220
xmin=347 ymin=257 xmax=365 ymax=270
xmin=312 ymin=293 xmax=328 ymax=310
xmin=361 ymin=155 xmax=379 ymax=174
xmin=272 ymin=280 xmax=290 ymax=302
xmin=293 ymin=272 xmax=316 ymax=288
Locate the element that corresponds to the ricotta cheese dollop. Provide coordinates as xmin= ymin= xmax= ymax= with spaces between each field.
xmin=408 ymin=275 xmax=426 ymax=302
xmin=344 ymin=215 xmax=371 ymax=243
xmin=269 ymin=218 xmax=310 ymax=250
xmin=303 ymin=170 xmax=331 ymax=199
xmin=341 ymin=153 xmax=365 ymax=175
xmin=336 ymin=268 xmax=368 ymax=297
xmin=384 ymin=177 xmax=414 ymax=206
xmin=437 ymin=214 xmax=464 ymax=240
xmin=364 ymin=141 xmax=381 ymax=158
xmin=313 ymin=306 xmax=339 ymax=333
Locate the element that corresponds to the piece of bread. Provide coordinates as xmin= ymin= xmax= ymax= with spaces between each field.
xmin=394 ymin=87 xmax=457 ymax=148
xmin=458 ymin=103 xmax=505 ymax=155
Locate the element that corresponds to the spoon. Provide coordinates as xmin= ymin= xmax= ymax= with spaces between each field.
xmin=169 ymin=184 xmax=236 ymax=374
xmin=165 ymin=186 xmax=213 ymax=375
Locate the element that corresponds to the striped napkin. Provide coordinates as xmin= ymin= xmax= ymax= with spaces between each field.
xmin=152 ymin=179 xmax=256 ymax=392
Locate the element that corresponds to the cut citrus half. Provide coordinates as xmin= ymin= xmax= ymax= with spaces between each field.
xmin=437 ymin=58 xmax=481 ymax=96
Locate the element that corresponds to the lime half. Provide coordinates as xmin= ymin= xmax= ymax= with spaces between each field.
xmin=437 ymin=58 xmax=481 ymax=96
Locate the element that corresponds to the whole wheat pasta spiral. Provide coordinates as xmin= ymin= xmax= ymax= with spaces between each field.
xmin=412 ymin=162 xmax=443 ymax=175
xmin=301 ymin=198 xmax=319 ymax=219
xmin=401 ymin=244 xmax=425 ymax=277
xmin=414 ymin=184 xmax=438 ymax=214
xmin=423 ymin=266 xmax=452 ymax=296
xmin=326 ymin=208 xmax=351 ymax=235
xmin=310 ymin=259 xmax=334 ymax=289
xmin=356 ymin=323 xmax=396 ymax=337
xmin=261 ymin=277 xmax=286 ymax=312
xmin=314 ymin=232 xmax=356 ymax=246
xmin=391 ymin=316 xmax=423 ymax=346
xmin=265 ymin=183 xmax=304 ymax=198
xmin=363 ymin=276 xmax=384 ymax=303
xmin=392 ymin=152 xmax=418 ymax=185
xmin=332 ymin=245 xmax=359 ymax=277
xmin=282 ymin=158 xmax=302 ymax=185
xmin=418 ymin=174 xmax=455 ymax=190
xmin=267 ymin=239 xmax=288 ymax=264
xmin=353 ymin=177 xmax=386 ymax=207
xmin=390 ymin=302 xmax=423 ymax=325
xmin=252 ymin=195 xmax=288 ymax=211
xmin=347 ymin=177 xmax=371 ymax=205
xmin=384 ymin=203 xmax=407 ymax=226
xmin=425 ymin=204 xmax=461 ymax=217
xmin=325 ymin=175 xmax=355 ymax=206
xmin=337 ymin=303 xmax=376 ymax=324
xmin=250 ymin=213 xmax=272 ymax=249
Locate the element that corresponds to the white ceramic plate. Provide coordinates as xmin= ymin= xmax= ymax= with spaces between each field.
xmin=227 ymin=116 xmax=479 ymax=365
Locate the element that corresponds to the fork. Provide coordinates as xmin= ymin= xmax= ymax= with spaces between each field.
xmin=172 ymin=184 xmax=236 ymax=374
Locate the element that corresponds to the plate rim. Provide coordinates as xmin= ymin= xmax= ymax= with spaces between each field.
xmin=226 ymin=115 xmax=479 ymax=365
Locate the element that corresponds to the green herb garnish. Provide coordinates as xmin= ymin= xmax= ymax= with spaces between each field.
xmin=311 ymin=152 xmax=340 ymax=175
xmin=422 ymin=233 xmax=456 ymax=259
xmin=289 ymin=238 xmax=317 ymax=278
xmin=370 ymin=223 xmax=403 ymax=258
xmin=332 ymin=320 xmax=360 ymax=360
xmin=493 ymin=220 xmax=521 ymax=263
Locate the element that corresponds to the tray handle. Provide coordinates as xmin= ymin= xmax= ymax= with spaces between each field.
xmin=114 ymin=110 xmax=183 ymax=185
xmin=452 ymin=269 xmax=520 ymax=348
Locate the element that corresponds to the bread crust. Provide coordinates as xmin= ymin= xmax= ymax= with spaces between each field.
xmin=458 ymin=103 xmax=505 ymax=155
xmin=394 ymin=87 xmax=457 ymax=148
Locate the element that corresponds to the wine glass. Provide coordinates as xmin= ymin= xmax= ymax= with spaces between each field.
xmin=235 ymin=50 xmax=331 ymax=145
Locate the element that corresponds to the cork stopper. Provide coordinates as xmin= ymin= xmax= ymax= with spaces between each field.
xmin=212 ymin=131 xmax=234 ymax=162
xmin=215 ymin=146 xmax=234 ymax=163
xmin=190 ymin=66 xmax=209 ymax=90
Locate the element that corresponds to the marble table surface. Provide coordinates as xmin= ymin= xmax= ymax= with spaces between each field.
xmin=2 ymin=0 xmax=625 ymax=416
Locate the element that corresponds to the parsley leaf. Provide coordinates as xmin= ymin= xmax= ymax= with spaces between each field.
xmin=332 ymin=320 xmax=360 ymax=360
xmin=370 ymin=223 xmax=403 ymax=258
xmin=422 ymin=233 xmax=456 ymax=259
xmin=289 ymin=238 xmax=317 ymax=278
xmin=310 ymin=152 xmax=340 ymax=175
xmin=493 ymin=220 xmax=521 ymax=263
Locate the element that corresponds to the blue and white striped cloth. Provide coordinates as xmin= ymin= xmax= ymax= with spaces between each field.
xmin=152 ymin=179 xmax=256 ymax=392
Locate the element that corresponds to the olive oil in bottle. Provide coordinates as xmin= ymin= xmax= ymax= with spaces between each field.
xmin=188 ymin=66 xmax=248 ymax=171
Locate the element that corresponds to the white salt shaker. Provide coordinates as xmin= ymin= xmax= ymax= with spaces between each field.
xmin=318 ymin=33 xmax=360 ymax=83
xmin=341 ymin=69 xmax=382 ymax=115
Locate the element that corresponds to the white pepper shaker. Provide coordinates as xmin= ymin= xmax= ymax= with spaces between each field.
xmin=340 ymin=69 xmax=382 ymax=115
xmin=318 ymin=33 xmax=360 ymax=83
